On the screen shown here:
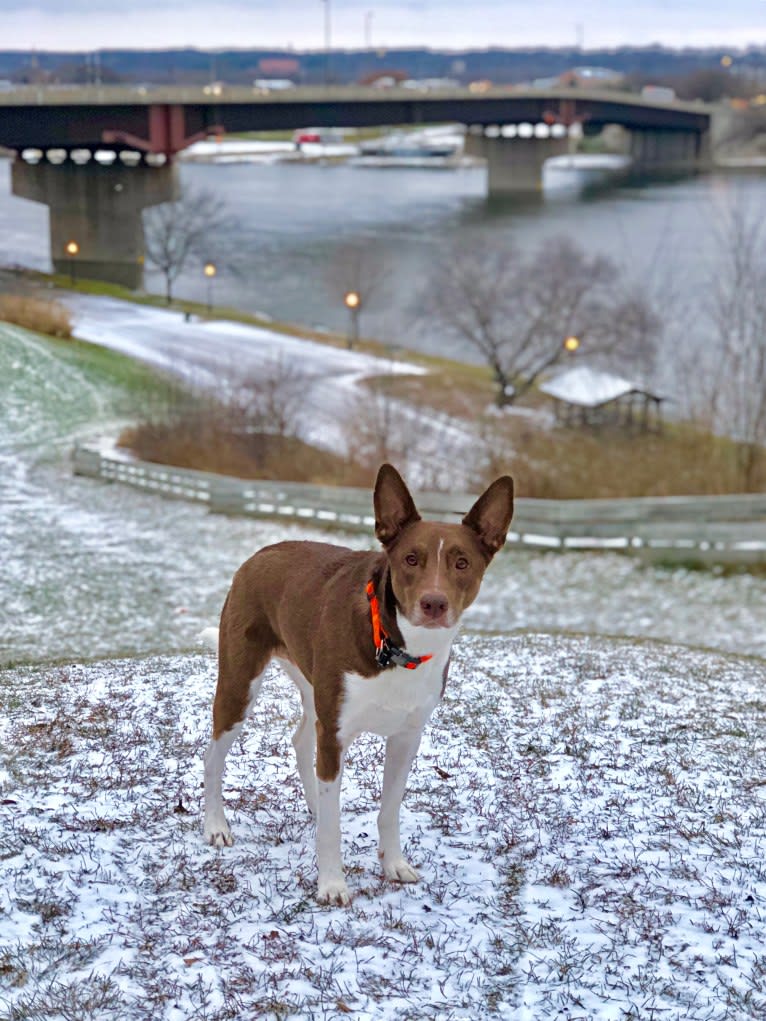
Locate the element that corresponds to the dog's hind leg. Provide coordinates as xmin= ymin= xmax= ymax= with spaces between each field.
xmin=204 ymin=637 xmax=270 ymax=848
xmin=279 ymin=661 xmax=318 ymax=818
xmin=204 ymin=725 xmax=243 ymax=848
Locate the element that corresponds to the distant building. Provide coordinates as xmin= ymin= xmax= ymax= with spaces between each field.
xmin=359 ymin=70 xmax=408 ymax=88
xmin=540 ymin=366 xmax=665 ymax=431
xmin=641 ymin=84 xmax=677 ymax=102
xmin=258 ymin=58 xmax=300 ymax=77
xmin=532 ymin=66 xmax=625 ymax=90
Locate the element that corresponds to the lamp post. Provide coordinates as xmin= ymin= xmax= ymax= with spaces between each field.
xmin=563 ymin=335 xmax=580 ymax=353
xmin=344 ymin=290 xmax=360 ymax=348
xmin=65 ymin=240 xmax=79 ymax=285
xmin=203 ymin=262 xmax=217 ymax=314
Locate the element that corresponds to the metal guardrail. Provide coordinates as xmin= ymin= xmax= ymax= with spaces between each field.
xmin=72 ymin=444 xmax=766 ymax=566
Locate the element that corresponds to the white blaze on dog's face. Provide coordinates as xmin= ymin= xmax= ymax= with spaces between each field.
xmin=374 ymin=465 xmax=514 ymax=630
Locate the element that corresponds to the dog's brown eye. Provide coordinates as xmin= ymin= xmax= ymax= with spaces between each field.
xmin=455 ymin=557 xmax=469 ymax=570
xmin=405 ymin=553 xmax=419 ymax=567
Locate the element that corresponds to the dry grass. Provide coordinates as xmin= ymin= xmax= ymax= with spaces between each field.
xmin=118 ymin=416 xmax=375 ymax=487
xmin=480 ymin=419 xmax=766 ymax=498
xmin=120 ymin=403 xmax=766 ymax=499
xmin=363 ymin=366 xmax=495 ymax=421
xmin=365 ymin=372 xmax=766 ymax=499
xmin=0 ymin=295 xmax=73 ymax=339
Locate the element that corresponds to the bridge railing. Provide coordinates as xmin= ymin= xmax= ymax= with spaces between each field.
xmin=72 ymin=443 xmax=766 ymax=565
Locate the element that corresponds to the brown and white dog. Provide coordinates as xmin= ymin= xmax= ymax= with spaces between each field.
xmin=203 ymin=463 xmax=514 ymax=905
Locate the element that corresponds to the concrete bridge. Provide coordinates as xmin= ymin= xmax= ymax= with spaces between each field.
xmin=0 ymin=85 xmax=711 ymax=288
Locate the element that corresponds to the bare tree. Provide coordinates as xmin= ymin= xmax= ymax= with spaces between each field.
xmin=706 ymin=199 xmax=766 ymax=488
xmin=143 ymin=186 xmax=233 ymax=305
xmin=340 ymin=370 xmax=478 ymax=491
xmin=342 ymin=377 xmax=416 ymax=475
xmin=121 ymin=354 xmax=320 ymax=476
xmin=424 ymin=237 xmax=659 ymax=406
xmin=223 ymin=354 xmax=315 ymax=440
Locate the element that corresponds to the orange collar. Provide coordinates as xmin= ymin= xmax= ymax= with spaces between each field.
xmin=366 ymin=579 xmax=433 ymax=670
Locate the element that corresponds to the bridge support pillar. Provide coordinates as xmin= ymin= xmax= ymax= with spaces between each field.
xmin=629 ymin=128 xmax=710 ymax=176
xmin=466 ymin=131 xmax=570 ymax=195
xmin=11 ymin=158 xmax=178 ymax=289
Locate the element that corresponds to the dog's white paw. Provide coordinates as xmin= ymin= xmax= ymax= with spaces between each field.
xmin=204 ymin=819 xmax=234 ymax=848
xmin=382 ymin=856 xmax=420 ymax=884
xmin=317 ymin=877 xmax=351 ymax=907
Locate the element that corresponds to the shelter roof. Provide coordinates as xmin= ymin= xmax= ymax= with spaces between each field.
xmin=540 ymin=366 xmax=662 ymax=408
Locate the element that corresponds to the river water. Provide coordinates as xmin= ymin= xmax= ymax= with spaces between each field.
xmin=1 ymin=157 xmax=765 ymax=373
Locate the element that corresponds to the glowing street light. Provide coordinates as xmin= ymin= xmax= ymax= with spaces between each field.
xmin=65 ymin=239 xmax=80 ymax=285
xmin=203 ymin=261 xmax=217 ymax=314
xmin=344 ymin=290 xmax=361 ymax=348
xmin=563 ymin=335 xmax=580 ymax=353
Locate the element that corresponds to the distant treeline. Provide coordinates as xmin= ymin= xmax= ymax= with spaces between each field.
xmin=0 ymin=45 xmax=764 ymax=89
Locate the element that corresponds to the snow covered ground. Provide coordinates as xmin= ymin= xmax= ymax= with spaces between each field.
xmin=65 ymin=294 xmax=424 ymax=448
xmin=3 ymin=316 xmax=766 ymax=1019
xmin=64 ymin=294 xmax=474 ymax=489
xmin=1 ymin=636 xmax=765 ymax=1020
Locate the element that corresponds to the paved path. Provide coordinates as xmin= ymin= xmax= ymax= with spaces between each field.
xmin=65 ymin=294 xmax=475 ymax=488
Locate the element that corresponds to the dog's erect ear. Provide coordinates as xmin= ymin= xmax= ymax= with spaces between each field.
xmin=374 ymin=463 xmax=421 ymax=547
xmin=462 ymin=476 xmax=515 ymax=557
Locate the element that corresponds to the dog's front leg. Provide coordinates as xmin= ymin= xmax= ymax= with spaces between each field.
xmin=316 ymin=771 xmax=349 ymax=905
xmin=378 ymin=728 xmax=423 ymax=883
xmin=315 ymin=720 xmax=350 ymax=906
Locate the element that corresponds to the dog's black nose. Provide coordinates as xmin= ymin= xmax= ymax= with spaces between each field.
xmin=420 ymin=592 xmax=448 ymax=620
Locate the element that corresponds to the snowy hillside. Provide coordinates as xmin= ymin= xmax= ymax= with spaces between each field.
xmin=1 ymin=635 xmax=765 ymax=1019
xmin=2 ymin=314 xmax=766 ymax=1020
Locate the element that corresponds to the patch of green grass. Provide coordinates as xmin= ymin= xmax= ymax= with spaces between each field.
xmin=0 ymin=321 xmax=187 ymax=450
xmin=15 ymin=325 xmax=181 ymax=401
xmin=53 ymin=333 xmax=184 ymax=405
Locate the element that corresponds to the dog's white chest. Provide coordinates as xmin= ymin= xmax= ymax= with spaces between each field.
xmin=339 ymin=662 xmax=441 ymax=740
xmin=338 ymin=620 xmax=457 ymax=742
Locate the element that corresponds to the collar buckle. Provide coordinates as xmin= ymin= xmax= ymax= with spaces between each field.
xmin=367 ymin=579 xmax=433 ymax=671
xmin=375 ymin=636 xmax=396 ymax=669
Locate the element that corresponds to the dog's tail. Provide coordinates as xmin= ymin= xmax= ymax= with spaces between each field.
xmin=198 ymin=626 xmax=219 ymax=652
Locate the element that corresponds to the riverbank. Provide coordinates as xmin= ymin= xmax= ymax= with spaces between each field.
xmin=4 ymin=273 xmax=766 ymax=498
xmin=61 ymin=287 xmax=766 ymax=499
xmin=2 ymin=155 xmax=766 ymax=373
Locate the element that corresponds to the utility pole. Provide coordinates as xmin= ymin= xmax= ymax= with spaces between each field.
xmin=365 ymin=10 xmax=374 ymax=49
xmin=322 ymin=0 xmax=332 ymax=84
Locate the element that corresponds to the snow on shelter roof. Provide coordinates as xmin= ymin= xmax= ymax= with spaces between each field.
xmin=540 ymin=365 xmax=659 ymax=408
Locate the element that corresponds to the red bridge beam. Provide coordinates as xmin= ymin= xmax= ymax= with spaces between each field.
xmin=103 ymin=103 xmax=223 ymax=156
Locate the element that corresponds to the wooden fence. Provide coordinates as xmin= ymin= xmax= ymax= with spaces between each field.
xmin=72 ymin=444 xmax=766 ymax=566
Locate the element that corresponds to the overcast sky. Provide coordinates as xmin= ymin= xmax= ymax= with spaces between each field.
xmin=3 ymin=1 xmax=766 ymax=53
